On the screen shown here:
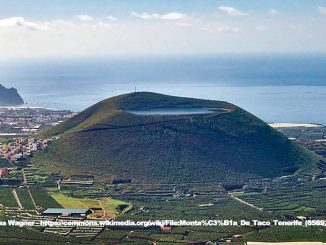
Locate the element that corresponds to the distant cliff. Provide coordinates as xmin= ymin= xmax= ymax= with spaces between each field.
xmin=0 ymin=84 xmax=24 ymax=105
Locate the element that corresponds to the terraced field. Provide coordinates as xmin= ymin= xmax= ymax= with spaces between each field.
xmin=16 ymin=188 xmax=35 ymax=210
xmin=51 ymin=193 xmax=132 ymax=219
xmin=119 ymin=195 xmax=276 ymax=222
xmin=23 ymin=168 xmax=53 ymax=186
xmin=30 ymin=187 xmax=62 ymax=209
xmin=0 ymin=188 xmax=18 ymax=207
xmin=245 ymin=226 xmax=326 ymax=242
xmin=234 ymin=181 xmax=326 ymax=216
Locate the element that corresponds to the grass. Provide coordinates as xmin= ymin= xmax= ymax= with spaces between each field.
xmin=30 ymin=187 xmax=62 ymax=209
xmin=233 ymin=180 xmax=326 ymax=216
xmin=96 ymin=229 xmax=129 ymax=242
xmin=51 ymin=192 xmax=132 ymax=219
xmin=0 ymin=226 xmax=88 ymax=245
xmin=16 ymin=188 xmax=35 ymax=210
xmin=120 ymin=195 xmax=275 ymax=221
xmin=0 ymin=188 xmax=18 ymax=207
xmin=244 ymin=226 xmax=326 ymax=242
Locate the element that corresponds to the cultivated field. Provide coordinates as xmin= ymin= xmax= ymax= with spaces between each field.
xmin=51 ymin=193 xmax=132 ymax=219
xmin=233 ymin=180 xmax=326 ymax=216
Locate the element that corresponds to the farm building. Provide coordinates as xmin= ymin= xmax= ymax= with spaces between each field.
xmin=42 ymin=208 xmax=92 ymax=217
xmin=0 ymin=168 xmax=9 ymax=177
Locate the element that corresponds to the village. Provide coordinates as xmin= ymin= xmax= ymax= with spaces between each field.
xmin=0 ymin=137 xmax=56 ymax=164
xmin=0 ymin=106 xmax=75 ymax=136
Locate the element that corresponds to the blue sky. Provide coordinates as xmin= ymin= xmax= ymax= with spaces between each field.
xmin=0 ymin=0 xmax=325 ymax=57
xmin=0 ymin=0 xmax=325 ymax=17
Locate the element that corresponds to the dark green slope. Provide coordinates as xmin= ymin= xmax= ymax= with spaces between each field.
xmin=35 ymin=92 xmax=321 ymax=183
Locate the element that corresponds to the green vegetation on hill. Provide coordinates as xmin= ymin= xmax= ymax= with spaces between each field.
xmin=234 ymin=180 xmax=326 ymax=216
xmin=16 ymin=188 xmax=35 ymax=210
xmin=0 ymin=188 xmax=18 ymax=207
xmin=50 ymin=192 xmax=132 ymax=219
xmin=30 ymin=187 xmax=62 ymax=209
xmin=35 ymin=92 xmax=321 ymax=183
xmin=244 ymin=226 xmax=326 ymax=242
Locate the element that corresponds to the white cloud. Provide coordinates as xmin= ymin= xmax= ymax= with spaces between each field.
xmin=85 ymin=21 xmax=118 ymax=29
xmin=218 ymin=6 xmax=248 ymax=16
xmin=131 ymin=12 xmax=188 ymax=20
xmin=176 ymin=22 xmax=192 ymax=28
xmin=106 ymin=16 xmax=118 ymax=21
xmin=51 ymin=20 xmax=76 ymax=28
xmin=77 ymin=14 xmax=94 ymax=21
xmin=201 ymin=25 xmax=240 ymax=33
xmin=269 ymin=9 xmax=278 ymax=15
xmin=0 ymin=17 xmax=50 ymax=30
xmin=317 ymin=6 xmax=326 ymax=15
xmin=1 ymin=8 xmax=325 ymax=58
xmin=0 ymin=16 xmax=119 ymax=32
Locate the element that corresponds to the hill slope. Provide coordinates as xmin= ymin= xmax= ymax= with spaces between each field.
xmin=0 ymin=84 xmax=24 ymax=105
xmin=35 ymin=92 xmax=321 ymax=183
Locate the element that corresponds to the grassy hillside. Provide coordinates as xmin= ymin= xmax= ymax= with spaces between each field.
xmin=34 ymin=92 xmax=321 ymax=183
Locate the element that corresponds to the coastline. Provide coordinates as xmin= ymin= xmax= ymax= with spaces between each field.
xmin=269 ymin=123 xmax=323 ymax=128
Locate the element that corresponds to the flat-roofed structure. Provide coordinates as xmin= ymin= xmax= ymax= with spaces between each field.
xmin=42 ymin=208 xmax=92 ymax=217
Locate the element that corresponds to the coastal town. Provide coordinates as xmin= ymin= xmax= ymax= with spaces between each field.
xmin=0 ymin=106 xmax=75 ymax=136
xmin=0 ymin=106 xmax=72 ymax=193
xmin=0 ymin=106 xmax=75 ymax=182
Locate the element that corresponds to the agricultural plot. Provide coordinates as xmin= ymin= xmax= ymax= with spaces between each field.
xmin=0 ymin=226 xmax=88 ymax=245
xmin=244 ymin=226 xmax=326 ymax=242
xmin=30 ymin=187 xmax=62 ymax=209
xmin=107 ymin=192 xmax=326 ymax=243
xmin=95 ymin=229 xmax=129 ymax=243
xmin=112 ymin=195 xmax=273 ymax=243
xmin=234 ymin=180 xmax=326 ymax=216
xmin=95 ymin=197 xmax=264 ymax=244
xmin=96 ymin=229 xmax=156 ymax=244
xmin=0 ymin=188 xmax=18 ymax=207
xmin=23 ymin=168 xmax=52 ymax=186
xmin=16 ymin=188 xmax=35 ymax=210
xmin=51 ymin=193 xmax=132 ymax=219
xmin=149 ymin=232 xmax=184 ymax=242
xmin=120 ymin=195 xmax=275 ymax=221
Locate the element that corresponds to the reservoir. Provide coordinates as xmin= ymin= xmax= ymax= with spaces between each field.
xmin=128 ymin=107 xmax=228 ymax=116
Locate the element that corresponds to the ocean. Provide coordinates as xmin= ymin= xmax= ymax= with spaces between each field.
xmin=0 ymin=54 xmax=326 ymax=124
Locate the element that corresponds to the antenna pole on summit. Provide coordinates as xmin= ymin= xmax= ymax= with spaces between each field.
xmin=134 ymin=86 xmax=137 ymax=92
